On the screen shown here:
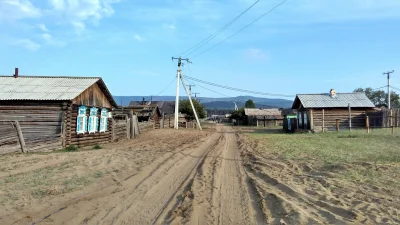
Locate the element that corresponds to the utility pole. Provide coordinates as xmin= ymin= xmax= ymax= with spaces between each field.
xmin=172 ymin=57 xmax=202 ymax=130
xmin=193 ymin=92 xmax=200 ymax=100
xmin=188 ymin=84 xmax=195 ymax=96
xmin=383 ymin=70 xmax=394 ymax=110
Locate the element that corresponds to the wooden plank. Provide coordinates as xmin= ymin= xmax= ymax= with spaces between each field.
xmin=14 ymin=121 xmax=26 ymax=153
xmin=322 ymin=109 xmax=325 ymax=133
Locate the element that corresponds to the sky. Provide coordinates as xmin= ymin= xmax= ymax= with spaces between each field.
xmin=1 ymin=0 xmax=400 ymax=100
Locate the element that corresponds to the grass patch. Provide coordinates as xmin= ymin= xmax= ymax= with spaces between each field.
xmin=246 ymin=128 xmax=400 ymax=193
xmin=64 ymin=145 xmax=79 ymax=152
xmin=92 ymin=144 xmax=103 ymax=150
xmin=247 ymin=128 xmax=400 ymax=165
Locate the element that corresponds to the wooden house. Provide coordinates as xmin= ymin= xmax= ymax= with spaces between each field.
xmin=292 ymin=89 xmax=376 ymax=132
xmin=0 ymin=70 xmax=117 ymax=153
xmin=244 ymin=108 xmax=283 ymax=127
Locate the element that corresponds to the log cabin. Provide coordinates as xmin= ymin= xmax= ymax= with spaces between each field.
xmin=0 ymin=69 xmax=117 ymax=153
xmin=244 ymin=108 xmax=284 ymax=127
xmin=292 ymin=89 xmax=376 ymax=132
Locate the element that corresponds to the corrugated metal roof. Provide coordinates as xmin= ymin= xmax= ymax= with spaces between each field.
xmin=0 ymin=76 xmax=100 ymax=101
xmin=244 ymin=108 xmax=282 ymax=117
xmin=296 ymin=92 xmax=375 ymax=108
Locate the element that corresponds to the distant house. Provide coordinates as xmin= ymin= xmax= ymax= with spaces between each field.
xmin=0 ymin=69 xmax=117 ymax=154
xmin=115 ymin=104 xmax=161 ymax=122
xmin=244 ymin=108 xmax=283 ymax=127
xmin=291 ymin=89 xmax=376 ymax=132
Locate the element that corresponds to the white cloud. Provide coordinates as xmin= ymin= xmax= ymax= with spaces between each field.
xmin=12 ymin=39 xmax=41 ymax=51
xmin=42 ymin=33 xmax=66 ymax=47
xmin=168 ymin=24 xmax=176 ymax=30
xmin=244 ymin=48 xmax=269 ymax=60
xmin=48 ymin=0 xmax=120 ymax=32
xmin=134 ymin=35 xmax=144 ymax=42
xmin=0 ymin=0 xmax=41 ymax=22
xmin=37 ymin=24 xmax=49 ymax=32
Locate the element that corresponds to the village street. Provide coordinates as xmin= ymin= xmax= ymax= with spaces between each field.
xmin=1 ymin=124 xmax=395 ymax=225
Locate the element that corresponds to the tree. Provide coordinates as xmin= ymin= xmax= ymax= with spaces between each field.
xmin=354 ymin=87 xmax=400 ymax=108
xmin=179 ymin=99 xmax=206 ymax=120
xmin=230 ymin=108 xmax=245 ymax=120
xmin=245 ymin=99 xmax=255 ymax=108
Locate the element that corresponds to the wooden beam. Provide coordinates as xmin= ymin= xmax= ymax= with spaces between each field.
xmin=310 ymin=109 xmax=314 ymax=131
xmin=14 ymin=121 xmax=27 ymax=153
xmin=322 ymin=109 xmax=325 ymax=133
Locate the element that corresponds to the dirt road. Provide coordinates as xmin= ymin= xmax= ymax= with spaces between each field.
xmin=1 ymin=124 xmax=398 ymax=224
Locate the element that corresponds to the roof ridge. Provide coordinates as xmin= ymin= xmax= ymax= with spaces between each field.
xmin=297 ymin=92 xmax=364 ymax=95
xmin=0 ymin=75 xmax=101 ymax=79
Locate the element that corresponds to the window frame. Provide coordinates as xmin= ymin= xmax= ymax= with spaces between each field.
xmin=88 ymin=107 xmax=99 ymax=134
xmin=99 ymin=108 xmax=108 ymax=132
xmin=77 ymin=106 xmax=88 ymax=134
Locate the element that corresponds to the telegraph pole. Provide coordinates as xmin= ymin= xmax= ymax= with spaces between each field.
xmin=383 ymin=70 xmax=394 ymax=110
xmin=172 ymin=57 xmax=202 ymax=130
xmin=193 ymin=92 xmax=200 ymax=100
xmin=188 ymin=84 xmax=195 ymax=95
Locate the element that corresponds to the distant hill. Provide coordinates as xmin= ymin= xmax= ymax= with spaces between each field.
xmin=113 ymin=95 xmax=293 ymax=109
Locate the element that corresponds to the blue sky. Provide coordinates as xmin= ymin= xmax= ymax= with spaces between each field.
xmin=1 ymin=0 xmax=400 ymax=100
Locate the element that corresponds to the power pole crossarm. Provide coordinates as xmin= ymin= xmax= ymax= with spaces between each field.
xmin=383 ymin=70 xmax=395 ymax=110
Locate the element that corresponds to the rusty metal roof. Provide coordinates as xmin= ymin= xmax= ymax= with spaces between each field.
xmin=292 ymin=92 xmax=375 ymax=109
xmin=0 ymin=76 xmax=117 ymax=107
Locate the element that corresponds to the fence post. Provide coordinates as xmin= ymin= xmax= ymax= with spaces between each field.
xmin=126 ymin=118 xmax=130 ymax=139
xmin=366 ymin=116 xmax=370 ymax=134
xmin=336 ymin=119 xmax=339 ymax=132
xmin=129 ymin=110 xmax=135 ymax=139
xmin=14 ymin=121 xmax=27 ymax=153
xmin=348 ymin=104 xmax=352 ymax=132
xmin=133 ymin=115 xmax=140 ymax=136
xmin=310 ymin=109 xmax=314 ymax=131
xmin=322 ymin=109 xmax=325 ymax=133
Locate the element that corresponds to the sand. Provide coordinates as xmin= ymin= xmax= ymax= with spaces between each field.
xmin=0 ymin=124 xmax=398 ymax=224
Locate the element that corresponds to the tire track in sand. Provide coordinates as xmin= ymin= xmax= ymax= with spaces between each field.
xmin=188 ymin=125 xmax=265 ymax=225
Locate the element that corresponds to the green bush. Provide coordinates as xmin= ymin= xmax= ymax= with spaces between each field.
xmin=64 ymin=145 xmax=78 ymax=152
xmin=92 ymin=144 xmax=103 ymax=150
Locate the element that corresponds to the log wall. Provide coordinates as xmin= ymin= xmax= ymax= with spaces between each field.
xmin=0 ymin=121 xmax=21 ymax=154
xmin=67 ymin=104 xmax=112 ymax=147
xmin=0 ymin=101 xmax=63 ymax=152
xmin=311 ymin=108 xmax=371 ymax=132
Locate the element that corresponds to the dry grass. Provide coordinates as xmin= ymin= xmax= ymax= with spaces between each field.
xmin=245 ymin=127 xmax=400 ymax=195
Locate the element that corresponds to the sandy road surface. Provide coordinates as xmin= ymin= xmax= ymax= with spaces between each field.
xmin=2 ymin=125 xmax=261 ymax=225
xmin=2 ymin=124 xmax=398 ymax=224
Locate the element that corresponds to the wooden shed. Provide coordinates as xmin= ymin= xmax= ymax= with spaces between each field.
xmin=292 ymin=89 xmax=376 ymax=132
xmin=0 ymin=72 xmax=117 ymax=154
xmin=244 ymin=108 xmax=283 ymax=127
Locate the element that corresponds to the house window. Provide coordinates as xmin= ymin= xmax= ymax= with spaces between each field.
xmin=304 ymin=112 xmax=308 ymax=128
xmin=99 ymin=108 xmax=108 ymax=132
xmin=77 ymin=106 xmax=87 ymax=134
xmin=298 ymin=112 xmax=303 ymax=129
xmin=88 ymin=107 xmax=99 ymax=134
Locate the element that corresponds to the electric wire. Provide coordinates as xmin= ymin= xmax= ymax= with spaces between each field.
xmin=154 ymin=77 xmax=176 ymax=97
xmin=192 ymin=0 xmax=288 ymax=58
xmin=183 ymin=75 xmax=294 ymax=97
xmin=180 ymin=0 xmax=261 ymax=57
xmin=390 ymin=85 xmax=400 ymax=92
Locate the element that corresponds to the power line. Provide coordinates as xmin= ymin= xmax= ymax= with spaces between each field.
xmin=184 ymin=75 xmax=294 ymax=97
xmin=193 ymin=0 xmax=288 ymax=58
xmin=391 ymin=85 xmax=400 ymax=92
xmin=180 ymin=0 xmax=261 ymax=57
xmin=154 ymin=77 xmax=176 ymax=97
xmin=191 ymin=81 xmax=233 ymax=98
xmin=371 ymin=86 xmax=388 ymax=91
